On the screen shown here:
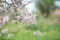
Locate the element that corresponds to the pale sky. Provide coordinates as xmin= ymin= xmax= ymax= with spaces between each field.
xmin=54 ymin=1 xmax=60 ymax=7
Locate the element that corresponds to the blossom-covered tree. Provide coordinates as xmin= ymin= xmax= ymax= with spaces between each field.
xmin=0 ymin=0 xmax=37 ymax=40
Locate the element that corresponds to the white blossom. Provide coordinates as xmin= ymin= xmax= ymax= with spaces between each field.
xmin=33 ymin=30 xmax=40 ymax=36
xmin=33 ymin=30 xmax=46 ymax=36
xmin=8 ymin=33 xmax=14 ymax=38
xmin=3 ymin=15 xmax=10 ymax=25
xmin=3 ymin=15 xmax=9 ymax=22
xmin=2 ymin=29 xmax=8 ymax=34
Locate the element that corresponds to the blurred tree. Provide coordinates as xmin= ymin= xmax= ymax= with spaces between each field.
xmin=36 ymin=0 xmax=55 ymax=17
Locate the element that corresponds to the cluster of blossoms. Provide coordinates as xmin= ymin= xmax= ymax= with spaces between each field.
xmin=21 ymin=13 xmax=37 ymax=25
xmin=33 ymin=30 xmax=47 ymax=36
xmin=12 ymin=11 xmax=37 ymax=25
xmin=0 ymin=15 xmax=10 ymax=26
xmin=0 ymin=28 xmax=14 ymax=38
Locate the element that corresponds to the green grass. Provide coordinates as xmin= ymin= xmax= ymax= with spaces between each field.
xmin=0 ymin=18 xmax=60 ymax=40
